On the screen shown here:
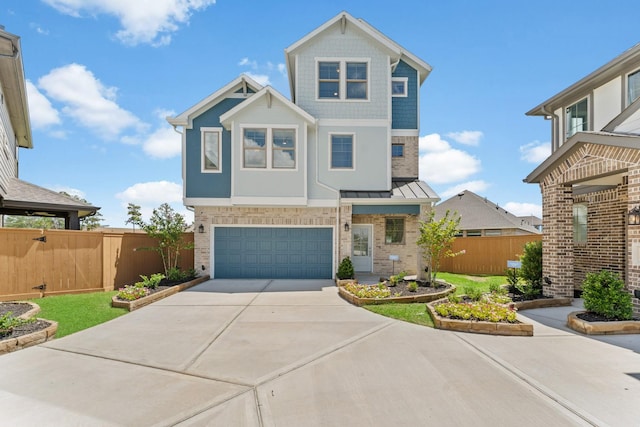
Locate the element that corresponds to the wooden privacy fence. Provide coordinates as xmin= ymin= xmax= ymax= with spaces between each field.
xmin=0 ymin=228 xmax=194 ymax=301
xmin=438 ymin=235 xmax=542 ymax=275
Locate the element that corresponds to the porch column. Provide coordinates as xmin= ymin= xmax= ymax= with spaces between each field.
xmin=627 ymin=166 xmax=640 ymax=314
xmin=541 ymin=182 xmax=573 ymax=298
xmin=339 ymin=204 xmax=352 ymax=269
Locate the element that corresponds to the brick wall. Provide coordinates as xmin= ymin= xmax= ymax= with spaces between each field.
xmin=391 ymin=135 xmax=418 ymax=178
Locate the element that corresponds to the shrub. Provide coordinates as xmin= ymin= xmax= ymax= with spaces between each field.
xmin=505 ymin=268 xmax=519 ymax=289
xmin=515 ymin=282 xmax=542 ymax=300
xmin=434 ymin=301 xmax=518 ymax=323
xmin=0 ymin=312 xmax=35 ymax=336
xmin=343 ymin=283 xmax=390 ymax=299
xmin=166 ymin=267 xmax=196 ymax=282
xmin=337 ymin=257 xmax=355 ymax=280
xmin=463 ymin=286 xmax=484 ymax=302
xmin=520 ymin=241 xmax=542 ymax=288
xmin=407 ymin=281 xmax=418 ymax=292
xmin=582 ymin=271 xmax=633 ymax=320
xmin=138 ymin=273 xmax=165 ymax=290
xmin=117 ymin=285 xmax=151 ymax=301
xmin=447 ymin=294 xmax=462 ymax=303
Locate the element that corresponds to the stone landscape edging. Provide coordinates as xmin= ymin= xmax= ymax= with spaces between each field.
xmin=0 ymin=316 xmax=58 ymax=356
xmin=426 ymin=298 xmax=534 ymax=336
xmin=567 ymin=311 xmax=640 ymax=335
xmin=112 ymin=275 xmax=210 ymax=311
xmin=337 ymin=284 xmax=455 ymax=306
xmin=512 ymin=297 xmax=573 ymax=310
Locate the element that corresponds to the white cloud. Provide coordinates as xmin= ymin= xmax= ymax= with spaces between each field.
xmin=504 ymin=202 xmax=542 ymax=218
xmin=140 ymin=109 xmax=181 ymax=158
xmin=277 ymin=63 xmax=287 ymax=77
xmin=116 ymin=181 xmax=182 ymax=205
xmin=520 ymin=140 xmax=551 ymax=163
xmin=438 ymin=181 xmax=490 ymax=199
xmin=244 ymin=72 xmax=271 ymax=86
xmin=43 ymin=0 xmax=216 ymax=46
xmin=25 ymin=80 xmax=61 ymax=129
xmin=38 ymin=63 xmax=145 ymax=139
xmin=445 ymin=130 xmax=483 ymax=146
xmin=50 ymin=186 xmax=86 ymax=199
xmin=419 ymin=133 xmax=481 ymax=184
xmin=238 ymin=57 xmax=258 ymax=69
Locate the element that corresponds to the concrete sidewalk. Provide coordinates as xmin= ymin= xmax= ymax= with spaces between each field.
xmin=0 ymin=280 xmax=638 ymax=426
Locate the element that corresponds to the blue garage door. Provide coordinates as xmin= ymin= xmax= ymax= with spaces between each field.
xmin=214 ymin=227 xmax=333 ymax=279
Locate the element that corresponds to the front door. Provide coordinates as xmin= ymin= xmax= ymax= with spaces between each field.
xmin=352 ymin=224 xmax=373 ymax=272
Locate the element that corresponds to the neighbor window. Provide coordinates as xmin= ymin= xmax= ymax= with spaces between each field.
xmin=318 ymin=61 xmax=340 ymax=99
xmin=466 ymin=230 xmax=482 ymax=237
xmin=565 ymin=98 xmax=588 ymax=139
xmin=385 ymin=218 xmax=405 ymax=244
xmin=628 ymin=69 xmax=640 ymax=105
xmin=573 ymin=203 xmax=587 ymax=243
xmin=202 ymin=128 xmax=222 ymax=172
xmin=392 ymin=143 xmax=404 ymax=157
xmin=346 ymin=62 xmax=367 ymax=99
xmin=485 ymin=229 xmax=502 ymax=236
xmin=243 ymin=128 xmax=266 ymax=168
xmin=272 ymin=129 xmax=296 ymax=169
xmin=391 ymin=77 xmax=408 ymax=97
xmin=331 ymin=134 xmax=354 ymax=169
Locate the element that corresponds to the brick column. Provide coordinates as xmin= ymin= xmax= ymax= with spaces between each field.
xmin=627 ymin=167 xmax=640 ymax=315
xmin=541 ymin=182 xmax=574 ymax=298
xmin=339 ymin=204 xmax=353 ymax=271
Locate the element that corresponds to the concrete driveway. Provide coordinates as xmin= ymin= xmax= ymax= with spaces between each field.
xmin=0 ymin=279 xmax=638 ymax=426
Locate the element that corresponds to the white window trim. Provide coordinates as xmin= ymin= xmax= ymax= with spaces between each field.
xmin=328 ymin=132 xmax=356 ymax=170
xmin=201 ymin=127 xmax=223 ymax=174
xmin=625 ymin=67 xmax=640 ymax=107
xmin=391 ymin=77 xmax=408 ymax=97
xmin=315 ymin=58 xmax=371 ymax=102
xmin=240 ymin=124 xmax=299 ymax=171
xmin=564 ymin=96 xmax=590 ymax=141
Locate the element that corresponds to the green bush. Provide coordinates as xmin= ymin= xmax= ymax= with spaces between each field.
xmin=582 ymin=271 xmax=633 ymax=320
xmin=137 ymin=273 xmax=165 ymax=290
xmin=337 ymin=256 xmax=355 ymax=280
xmin=0 ymin=312 xmax=35 ymax=336
xmin=520 ymin=241 xmax=542 ymax=288
xmin=463 ymin=286 xmax=484 ymax=302
xmin=505 ymin=268 xmax=519 ymax=289
xmin=407 ymin=281 xmax=418 ymax=292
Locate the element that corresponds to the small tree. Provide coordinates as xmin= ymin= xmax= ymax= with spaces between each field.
xmin=127 ymin=203 xmax=193 ymax=276
xmin=126 ymin=203 xmax=142 ymax=232
xmin=417 ymin=209 xmax=462 ymax=285
xmin=520 ymin=240 xmax=542 ymax=288
xmin=337 ymin=256 xmax=355 ymax=280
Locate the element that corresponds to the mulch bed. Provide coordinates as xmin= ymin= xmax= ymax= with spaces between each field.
xmin=0 ymin=302 xmax=51 ymax=341
xmin=576 ymin=312 xmax=640 ymax=322
xmin=383 ymin=281 xmax=450 ymax=297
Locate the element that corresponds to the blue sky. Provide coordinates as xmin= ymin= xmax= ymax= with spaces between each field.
xmin=3 ymin=0 xmax=639 ymax=227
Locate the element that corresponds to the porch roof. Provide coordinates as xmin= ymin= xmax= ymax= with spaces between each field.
xmin=340 ymin=179 xmax=439 ymax=203
xmin=524 ymin=131 xmax=640 ymax=184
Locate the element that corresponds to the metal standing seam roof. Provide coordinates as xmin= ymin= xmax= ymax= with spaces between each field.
xmin=340 ymin=179 xmax=439 ymax=201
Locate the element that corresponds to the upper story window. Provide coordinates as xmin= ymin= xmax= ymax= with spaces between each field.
xmin=392 ymin=77 xmax=408 ymax=97
xmin=565 ymin=98 xmax=588 ymax=139
xmin=317 ymin=59 xmax=369 ymax=101
xmin=201 ymin=127 xmax=222 ymax=173
xmin=243 ymin=127 xmax=297 ymax=170
xmin=330 ymin=134 xmax=354 ymax=169
xmin=391 ymin=143 xmax=404 ymax=157
xmin=628 ymin=69 xmax=640 ymax=106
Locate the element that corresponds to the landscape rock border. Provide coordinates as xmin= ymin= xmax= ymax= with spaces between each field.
xmin=112 ymin=275 xmax=210 ymax=311
xmin=338 ymin=283 xmax=455 ymax=306
xmin=567 ymin=311 xmax=640 ymax=335
xmin=0 ymin=302 xmax=58 ymax=355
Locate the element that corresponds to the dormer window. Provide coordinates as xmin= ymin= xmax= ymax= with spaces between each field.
xmin=565 ymin=98 xmax=588 ymax=139
xmin=628 ymin=69 xmax=640 ymax=106
xmin=317 ymin=59 xmax=369 ymax=101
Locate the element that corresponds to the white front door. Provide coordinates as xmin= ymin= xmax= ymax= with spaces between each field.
xmin=352 ymin=224 xmax=373 ymax=272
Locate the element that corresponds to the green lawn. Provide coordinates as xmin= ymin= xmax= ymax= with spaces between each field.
xmin=363 ymin=273 xmax=508 ymax=327
xmin=31 ymin=291 xmax=127 ymax=338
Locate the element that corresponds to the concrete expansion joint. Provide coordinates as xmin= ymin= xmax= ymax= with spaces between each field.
xmin=453 ymin=333 xmax=606 ymax=427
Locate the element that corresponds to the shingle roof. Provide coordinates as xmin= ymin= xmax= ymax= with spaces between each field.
xmin=434 ymin=190 xmax=540 ymax=234
xmin=340 ymin=179 xmax=439 ymax=201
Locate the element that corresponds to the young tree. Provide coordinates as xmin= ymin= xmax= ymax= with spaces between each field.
xmin=417 ymin=209 xmax=462 ymax=285
xmin=125 ymin=203 xmax=142 ymax=232
xmin=127 ymin=203 xmax=193 ymax=276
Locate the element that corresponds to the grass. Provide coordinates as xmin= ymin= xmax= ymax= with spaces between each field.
xmin=364 ymin=303 xmax=434 ymax=327
xmin=362 ymin=273 xmax=508 ymax=327
xmin=30 ymin=291 xmax=127 ymax=338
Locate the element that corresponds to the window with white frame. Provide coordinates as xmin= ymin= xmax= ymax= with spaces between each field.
xmin=272 ymin=129 xmax=296 ymax=169
xmin=243 ymin=128 xmax=267 ymax=168
xmin=317 ymin=59 xmax=369 ymax=101
xmin=392 ymin=143 xmax=404 ymax=157
xmin=565 ymin=98 xmax=588 ymax=139
xmin=330 ymin=134 xmax=354 ymax=169
xmin=391 ymin=77 xmax=408 ymax=97
xmin=385 ymin=218 xmax=405 ymax=244
xmin=628 ymin=69 xmax=640 ymax=105
xmin=573 ymin=203 xmax=587 ymax=243
xmin=201 ymin=128 xmax=222 ymax=172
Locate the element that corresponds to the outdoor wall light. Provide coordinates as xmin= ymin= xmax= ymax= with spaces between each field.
xmin=344 ymin=222 xmax=350 ymax=232
xmin=198 ymin=224 xmax=205 ymax=233
xmin=629 ymin=207 xmax=640 ymax=225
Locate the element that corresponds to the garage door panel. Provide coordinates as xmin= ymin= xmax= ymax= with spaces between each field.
xmin=214 ymin=227 xmax=332 ymax=279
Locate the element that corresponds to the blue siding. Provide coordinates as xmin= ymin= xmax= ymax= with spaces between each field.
xmin=214 ymin=227 xmax=333 ymax=279
xmin=392 ymin=60 xmax=418 ymax=130
xmin=352 ymin=204 xmax=420 ymax=214
xmin=185 ymin=98 xmax=244 ymax=198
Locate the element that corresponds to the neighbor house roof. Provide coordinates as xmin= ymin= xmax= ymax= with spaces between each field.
xmin=0 ymin=178 xmax=99 ymax=218
xmin=284 ymin=11 xmax=432 ymax=103
xmin=434 ymin=190 xmax=540 ymax=234
xmin=340 ymin=179 xmax=439 ymax=204
xmin=0 ymin=27 xmax=32 ymax=148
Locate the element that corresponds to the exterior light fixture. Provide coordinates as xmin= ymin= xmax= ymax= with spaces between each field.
xmin=629 ymin=207 xmax=640 ymax=225
xmin=344 ymin=222 xmax=350 ymax=232
xmin=198 ymin=224 xmax=205 ymax=233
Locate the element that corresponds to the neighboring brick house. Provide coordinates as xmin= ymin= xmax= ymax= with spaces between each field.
xmin=525 ymin=43 xmax=640 ymax=314
xmin=434 ymin=190 xmax=541 ymax=237
xmin=168 ymin=12 xmax=439 ymax=279
xmin=0 ymin=27 xmax=98 ymax=229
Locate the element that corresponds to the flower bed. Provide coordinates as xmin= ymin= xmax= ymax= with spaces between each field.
xmin=338 ymin=281 xmax=455 ymax=306
xmin=112 ymin=275 xmax=209 ymax=311
xmin=0 ymin=302 xmax=58 ymax=355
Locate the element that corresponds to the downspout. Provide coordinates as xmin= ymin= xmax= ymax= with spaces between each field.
xmin=540 ymin=105 xmax=560 ymax=151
